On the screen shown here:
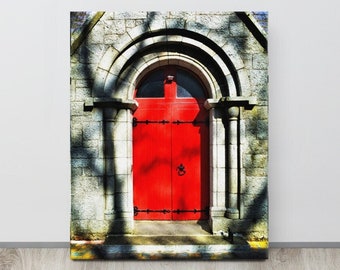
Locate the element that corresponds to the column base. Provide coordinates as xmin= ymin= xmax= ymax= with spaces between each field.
xmin=107 ymin=211 xmax=134 ymax=234
xmin=226 ymin=208 xmax=240 ymax=219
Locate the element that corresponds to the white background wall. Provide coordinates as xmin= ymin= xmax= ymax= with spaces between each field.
xmin=1 ymin=0 xmax=339 ymax=244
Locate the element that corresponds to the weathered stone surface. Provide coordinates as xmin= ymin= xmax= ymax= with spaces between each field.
xmin=78 ymin=44 xmax=106 ymax=65
xmin=244 ymin=154 xmax=268 ymax=169
xmin=244 ymin=139 xmax=268 ymax=155
xmin=253 ymin=53 xmax=268 ymax=69
xmin=83 ymin=121 xmax=101 ymax=141
xmin=169 ymin=11 xmax=196 ymax=20
xmin=246 ymin=168 xmax=268 ymax=177
xmin=104 ymin=19 xmax=126 ymax=35
xmin=166 ymin=18 xmax=185 ymax=29
xmin=71 ymin=102 xmax=84 ymax=116
xmin=71 ymin=193 xmax=105 ymax=220
xmin=244 ymin=176 xmax=267 ymax=195
xmin=71 ymin=147 xmax=98 ymax=159
xmin=75 ymin=87 xmax=91 ymax=101
xmin=70 ymin=11 xmax=268 ymax=241
xmin=87 ymin=21 xmax=105 ymax=44
xmin=114 ymin=11 xmax=147 ymax=20
xmin=257 ymin=120 xmax=268 ymax=140
xmin=70 ymin=62 xmax=96 ymax=80
xmin=230 ymin=22 xmax=248 ymax=37
xmin=185 ymin=21 xmax=210 ymax=36
xmin=195 ymin=14 xmax=229 ymax=30
xmin=207 ymin=30 xmax=229 ymax=47
xmin=250 ymin=70 xmax=268 ymax=87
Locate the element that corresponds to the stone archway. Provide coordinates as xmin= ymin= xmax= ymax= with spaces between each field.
xmin=84 ymin=26 xmax=256 ymax=234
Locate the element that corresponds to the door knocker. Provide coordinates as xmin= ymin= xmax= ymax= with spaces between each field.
xmin=176 ymin=163 xmax=186 ymax=176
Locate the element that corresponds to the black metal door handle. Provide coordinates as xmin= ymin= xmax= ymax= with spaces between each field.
xmin=177 ymin=163 xmax=186 ymax=176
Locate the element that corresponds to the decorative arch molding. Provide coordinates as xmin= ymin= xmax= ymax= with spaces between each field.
xmin=92 ymin=27 xmax=250 ymax=100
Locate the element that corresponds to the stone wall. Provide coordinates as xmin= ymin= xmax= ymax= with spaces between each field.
xmin=70 ymin=11 xmax=268 ymax=241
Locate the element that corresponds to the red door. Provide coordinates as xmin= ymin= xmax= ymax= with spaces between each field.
xmin=133 ymin=67 xmax=209 ymax=220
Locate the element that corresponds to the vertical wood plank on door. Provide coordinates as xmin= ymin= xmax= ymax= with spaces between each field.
xmin=0 ymin=248 xmax=340 ymax=270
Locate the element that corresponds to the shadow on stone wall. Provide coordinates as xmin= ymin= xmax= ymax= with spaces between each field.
xmin=70 ymin=11 xmax=268 ymax=244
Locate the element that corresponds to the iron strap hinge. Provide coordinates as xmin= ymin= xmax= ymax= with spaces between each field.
xmin=133 ymin=117 xmax=170 ymax=127
xmin=134 ymin=207 xmax=170 ymax=216
xmin=134 ymin=206 xmax=209 ymax=216
xmin=172 ymin=119 xmax=209 ymax=126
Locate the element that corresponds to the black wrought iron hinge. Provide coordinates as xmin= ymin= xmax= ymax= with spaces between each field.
xmin=133 ymin=117 xmax=170 ymax=127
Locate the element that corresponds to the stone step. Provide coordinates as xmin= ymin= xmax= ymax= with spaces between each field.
xmin=104 ymin=234 xmax=244 ymax=245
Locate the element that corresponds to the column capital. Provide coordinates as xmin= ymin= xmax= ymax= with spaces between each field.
xmin=84 ymin=98 xmax=138 ymax=111
xmin=204 ymin=96 xmax=257 ymax=110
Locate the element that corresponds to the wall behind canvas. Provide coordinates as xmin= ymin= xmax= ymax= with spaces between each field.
xmin=0 ymin=0 xmax=339 ymax=244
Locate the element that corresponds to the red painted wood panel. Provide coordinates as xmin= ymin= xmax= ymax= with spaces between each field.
xmin=133 ymin=102 xmax=172 ymax=220
xmin=171 ymin=103 xmax=209 ymax=220
xmin=133 ymin=68 xmax=209 ymax=220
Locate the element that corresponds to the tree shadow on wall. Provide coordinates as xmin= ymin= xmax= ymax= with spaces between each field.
xmin=70 ymin=11 xmax=268 ymax=259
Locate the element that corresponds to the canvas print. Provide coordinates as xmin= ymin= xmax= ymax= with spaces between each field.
xmin=70 ymin=11 xmax=268 ymax=260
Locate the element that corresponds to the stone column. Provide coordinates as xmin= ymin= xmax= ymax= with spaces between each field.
xmin=226 ymin=106 xmax=240 ymax=219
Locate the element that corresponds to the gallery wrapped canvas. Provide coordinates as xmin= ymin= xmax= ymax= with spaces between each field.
xmin=70 ymin=11 xmax=268 ymax=260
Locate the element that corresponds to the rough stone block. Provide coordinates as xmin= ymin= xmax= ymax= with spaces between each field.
xmin=71 ymin=193 xmax=104 ymax=220
xmin=92 ymin=68 xmax=108 ymax=97
xmin=250 ymin=70 xmax=268 ymax=87
xmin=236 ymin=68 xmax=251 ymax=96
xmin=254 ymin=85 xmax=268 ymax=101
xmin=252 ymin=53 xmax=268 ymax=70
xmin=75 ymin=87 xmax=91 ymax=102
xmin=83 ymin=121 xmax=101 ymax=141
xmin=246 ymin=168 xmax=268 ymax=177
xmin=98 ymin=46 xmax=119 ymax=71
xmin=185 ymin=21 xmax=210 ymax=37
xmin=195 ymin=14 xmax=229 ymax=30
xmin=104 ymin=34 xmax=119 ymax=45
xmin=245 ymin=176 xmax=267 ymax=195
xmin=113 ymin=33 xmax=133 ymax=53
xmin=78 ymin=44 xmax=105 ymax=65
xmin=71 ymin=158 xmax=90 ymax=168
xmin=105 ymin=19 xmax=126 ymax=35
xmin=87 ymin=22 xmax=105 ymax=44
xmin=71 ymin=147 xmax=96 ymax=159
xmin=244 ymin=154 xmax=268 ymax=169
xmin=146 ymin=15 xmax=166 ymax=32
xmin=169 ymin=11 xmax=196 ymax=21
xmin=70 ymin=62 xmax=96 ymax=80
xmin=240 ymin=53 xmax=252 ymax=69
xmin=76 ymin=79 xmax=93 ymax=88
xmin=207 ymin=30 xmax=229 ymax=47
xmin=166 ymin=18 xmax=185 ymax=29
xmin=114 ymin=11 xmax=147 ymax=20
xmin=247 ymin=139 xmax=268 ymax=155
xmin=257 ymin=120 xmax=268 ymax=140
xmin=71 ymin=102 xmax=84 ymax=116
xmin=230 ymin=22 xmax=248 ymax=37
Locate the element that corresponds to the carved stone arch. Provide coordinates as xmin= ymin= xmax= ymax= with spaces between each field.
xmin=93 ymin=28 xmax=251 ymax=99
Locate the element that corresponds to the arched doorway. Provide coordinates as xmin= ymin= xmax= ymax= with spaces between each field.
xmin=133 ymin=66 xmax=210 ymax=220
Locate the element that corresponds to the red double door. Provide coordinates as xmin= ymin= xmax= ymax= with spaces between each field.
xmin=133 ymin=68 xmax=209 ymax=220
